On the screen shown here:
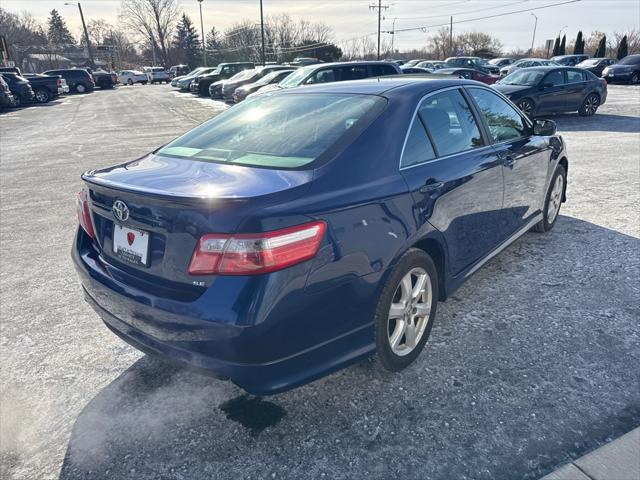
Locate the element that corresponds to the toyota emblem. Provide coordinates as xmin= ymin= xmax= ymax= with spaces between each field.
xmin=112 ymin=200 xmax=130 ymax=222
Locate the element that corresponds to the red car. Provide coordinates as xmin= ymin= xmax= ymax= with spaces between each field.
xmin=437 ymin=67 xmax=500 ymax=85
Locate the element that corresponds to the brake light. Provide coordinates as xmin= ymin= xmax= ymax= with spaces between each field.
xmin=188 ymin=221 xmax=326 ymax=275
xmin=57 ymin=78 xmax=62 ymax=87
xmin=76 ymin=190 xmax=95 ymax=239
xmin=89 ymin=74 xmax=94 ymax=83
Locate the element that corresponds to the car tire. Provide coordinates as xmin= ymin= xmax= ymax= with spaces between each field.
xmin=142 ymin=81 xmax=148 ymax=85
xmin=516 ymin=98 xmax=535 ymax=118
xmin=630 ymin=72 xmax=639 ymax=85
xmin=34 ymin=88 xmax=50 ymax=103
xmin=533 ymin=165 xmax=566 ymax=233
xmin=578 ymin=93 xmax=599 ymax=116
xmin=375 ymin=248 xmax=439 ymax=372
xmin=75 ymin=83 xmax=87 ymax=94
xmin=127 ymin=79 xmax=133 ymax=86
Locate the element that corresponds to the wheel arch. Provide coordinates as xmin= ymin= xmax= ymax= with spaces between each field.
xmin=411 ymin=237 xmax=447 ymax=301
xmin=558 ymin=156 xmax=569 ymax=201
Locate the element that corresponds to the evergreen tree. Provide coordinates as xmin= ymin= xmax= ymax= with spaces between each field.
xmin=173 ymin=13 xmax=200 ymax=67
xmin=594 ymin=35 xmax=607 ymax=58
xmin=47 ymin=9 xmax=75 ymax=45
xmin=552 ymin=36 xmax=560 ymax=56
xmin=559 ymin=34 xmax=566 ymax=55
xmin=205 ymin=26 xmax=221 ymax=51
xmin=573 ymin=31 xmax=584 ymax=54
xmin=617 ymin=35 xmax=628 ymax=60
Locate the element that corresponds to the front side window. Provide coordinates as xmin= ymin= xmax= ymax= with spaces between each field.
xmin=418 ymin=89 xmax=483 ymax=157
xmin=159 ymin=94 xmax=384 ymax=169
xmin=337 ymin=66 xmax=369 ymax=81
xmin=401 ymin=118 xmax=436 ymax=168
xmin=544 ymin=70 xmax=565 ymax=86
xmin=468 ymin=88 xmax=528 ymax=143
xmin=306 ymin=68 xmax=336 ymax=84
xmin=371 ymin=64 xmax=397 ymax=76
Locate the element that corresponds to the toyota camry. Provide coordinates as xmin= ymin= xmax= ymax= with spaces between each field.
xmin=73 ymin=77 xmax=568 ymax=394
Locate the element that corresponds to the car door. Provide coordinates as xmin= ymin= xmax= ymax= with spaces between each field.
xmin=536 ymin=69 xmax=567 ymax=114
xmin=466 ymin=86 xmax=550 ymax=234
xmin=398 ymin=87 xmax=505 ymax=276
xmin=564 ymin=69 xmax=590 ymax=110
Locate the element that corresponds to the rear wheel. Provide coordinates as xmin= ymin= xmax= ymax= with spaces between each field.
xmin=516 ymin=98 xmax=535 ymax=118
xmin=533 ymin=165 xmax=566 ymax=233
xmin=75 ymin=83 xmax=87 ymax=93
xmin=375 ymin=249 xmax=438 ymax=372
xmin=578 ymin=93 xmax=599 ymax=116
xmin=34 ymin=88 xmax=50 ymax=103
xmin=127 ymin=78 xmax=133 ymax=86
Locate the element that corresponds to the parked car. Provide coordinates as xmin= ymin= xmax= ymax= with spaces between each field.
xmin=575 ymin=58 xmax=616 ymax=77
xmin=144 ymin=67 xmax=171 ymax=84
xmin=73 ymin=76 xmax=568 ymax=395
xmin=1 ymin=72 xmax=35 ymax=106
xmin=290 ymin=57 xmax=321 ymax=66
xmin=177 ymin=67 xmax=217 ymax=91
xmin=221 ymin=66 xmax=292 ymax=101
xmin=88 ymin=69 xmax=116 ymax=89
xmin=232 ymin=69 xmax=295 ymax=103
xmin=252 ymin=61 xmax=402 ymax=97
xmin=415 ymin=60 xmax=447 ymax=71
xmin=494 ymin=66 xmax=607 ymax=117
xmin=0 ymin=75 xmax=16 ymax=110
xmin=550 ymin=54 xmax=590 ymax=66
xmin=437 ymin=67 xmax=500 ymax=84
xmin=191 ymin=62 xmax=255 ymax=96
xmin=21 ymin=73 xmax=66 ymax=103
xmin=404 ymin=59 xmax=428 ymax=67
xmin=171 ymin=67 xmax=206 ymax=87
xmin=444 ymin=56 xmax=493 ymax=74
xmin=119 ymin=70 xmax=148 ymax=86
xmin=500 ymin=58 xmax=560 ymax=77
xmin=488 ymin=57 xmax=516 ymax=68
xmin=43 ymin=68 xmax=95 ymax=93
xmin=401 ymin=66 xmax=435 ymax=74
xmin=601 ymin=54 xmax=640 ymax=84
xmin=169 ymin=65 xmax=190 ymax=77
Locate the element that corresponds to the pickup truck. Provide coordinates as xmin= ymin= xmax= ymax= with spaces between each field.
xmin=23 ymin=73 xmax=67 ymax=102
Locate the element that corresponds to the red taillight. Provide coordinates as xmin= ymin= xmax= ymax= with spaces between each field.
xmin=76 ymin=190 xmax=95 ymax=239
xmin=57 ymin=78 xmax=62 ymax=87
xmin=188 ymin=221 xmax=326 ymax=275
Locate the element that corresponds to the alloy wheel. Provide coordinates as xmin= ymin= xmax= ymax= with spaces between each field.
xmin=547 ymin=174 xmax=564 ymax=224
xmin=127 ymin=79 xmax=133 ymax=85
xmin=584 ymin=95 xmax=599 ymax=115
xmin=387 ymin=267 xmax=433 ymax=357
xmin=35 ymin=90 xmax=49 ymax=103
xmin=631 ymin=73 xmax=639 ymax=85
xmin=517 ymin=99 xmax=533 ymax=117
xmin=76 ymin=84 xmax=86 ymax=93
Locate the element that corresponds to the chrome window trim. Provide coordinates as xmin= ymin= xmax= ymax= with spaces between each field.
xmin=398 ymin=85 xmax=488 ymax=171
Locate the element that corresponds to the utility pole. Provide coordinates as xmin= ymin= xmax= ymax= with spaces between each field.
xmin=369 ymin=1 xmax=389 ymax=60
xmin=197 ymin=0 xmax=206 ymax=66
xmin=260 ymin=0 xmax=266 ymax=66
xmin=65 ymin=2 xmax=94 ymax=69
xmin=449 ymin=16 xmax=453 ymax=57
xmin=390 ymin=17 xmax=397 ymax=54
xmin=530 ymin=13 xmax=538 ymax=53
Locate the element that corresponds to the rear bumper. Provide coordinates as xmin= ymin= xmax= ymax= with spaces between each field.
xmin=72 ymin=231 xmax=377 ymax=395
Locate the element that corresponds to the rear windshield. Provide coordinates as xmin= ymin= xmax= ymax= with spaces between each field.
xmin=152 ymin=67 xmax=165 ymax=72
xmin=159 ymin=93 xmax=384 ymax=169
xmin=619 ymin=55 xmax=640 ymax=65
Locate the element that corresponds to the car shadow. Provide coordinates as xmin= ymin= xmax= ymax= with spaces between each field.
xmin=58 ymin=216 xmax=640 ymax=480
xmin=551 ymin=113 xmax=640 ymax=133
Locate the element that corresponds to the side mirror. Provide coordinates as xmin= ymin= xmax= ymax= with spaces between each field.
xmin=533 ymin=119 xmax=556 ymax=136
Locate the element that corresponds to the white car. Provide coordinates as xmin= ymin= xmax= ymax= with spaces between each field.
xmin=144 ymin=67 xmax=171 ymax=84
xmin=119 ymin=70 xmax=148 ymax=86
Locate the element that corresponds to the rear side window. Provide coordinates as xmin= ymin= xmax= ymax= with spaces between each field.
xmin=159 ymin=94 xmax=385 ymax=169
xmin=401 ymin=119 xmax=436 ymax=168
xmin=566 ymin=70 xmax=586 ymax=83
xmin=370 ymin=64 xmax=398 ymax=76
xmin=337 ymin=66 xmax=369 ymax=81
xmin=468 ymin=88 xmax=528 ymax=143
xmin=418 ymin=89 xmax=484 ymax=157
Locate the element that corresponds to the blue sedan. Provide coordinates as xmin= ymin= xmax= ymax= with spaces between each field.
xmin=73 ymin=77 xmax=568 ymax=394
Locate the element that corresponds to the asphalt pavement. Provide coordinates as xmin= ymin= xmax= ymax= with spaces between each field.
xmin=0 ymin=83 xmax=638 ymax=480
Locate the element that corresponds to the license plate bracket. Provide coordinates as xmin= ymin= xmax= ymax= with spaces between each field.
xmin=113 ymin=224 xmax=150 ymax=267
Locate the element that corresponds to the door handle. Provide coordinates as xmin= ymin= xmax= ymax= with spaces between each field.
xmin=501 ymin=155 xmax=515 ymax=168
xmin=419 ymin=179 xmax=444 ymax=194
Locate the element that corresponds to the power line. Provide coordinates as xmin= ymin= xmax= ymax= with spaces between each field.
xmin=369 ymin=1 xmax=390 ymax=60
xmin=393 ymin=0 xmax=528 ymax=22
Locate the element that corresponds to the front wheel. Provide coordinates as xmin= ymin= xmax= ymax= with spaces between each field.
xmin=579 ymin=93 xmax=599 ymax=116
xmin=127 ymin=78 xmax=133 ymax=86
xmin=629 ymin=72 xmax=639 ymax=85
xmin=533 ymin=165 xmax=566 ymax=233
xmin=516 ymin=98 xmax=535 ymax=118
xmin=375 ymin=249 xmax=439 ymax=372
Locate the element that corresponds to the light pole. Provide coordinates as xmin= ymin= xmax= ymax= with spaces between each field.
xmin=259 ymin=0 xmax=266 ymax=66
xmin=558 ymin=25 xmax=568 ymax=39
xmin=64 ymin=2 xmax=94 ymax=69
xmin=530 ymin=13 xmax=538 ymax=53
xmin=197 ymin=0 xmax=206 ymax=66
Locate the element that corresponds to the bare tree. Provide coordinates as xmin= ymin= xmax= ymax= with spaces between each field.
xmin=428 ymin=27 xmax=454 ymax=59
xmin=119 ymin=0 xmax=179 ymax=66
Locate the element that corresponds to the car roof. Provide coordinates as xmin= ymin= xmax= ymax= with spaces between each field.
xmin=276 ymin=76 xmax=480 ymax=98
xmin=301 ymin=61 xmax=398 ymax=71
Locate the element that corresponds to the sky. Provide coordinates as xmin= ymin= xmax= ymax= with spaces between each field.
xmin=2 ymin=0 xmax=639 ymax=52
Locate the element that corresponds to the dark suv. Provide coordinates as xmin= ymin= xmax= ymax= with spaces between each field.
xmin=1 ymin=72 xmax=35 ymax=106
xmin=43 ymin=68 xmax=95 ymax=93
xmin=190 ymin=62 xmax=255 ymax=96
